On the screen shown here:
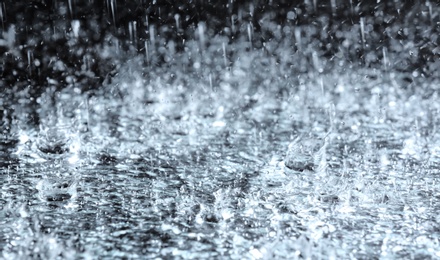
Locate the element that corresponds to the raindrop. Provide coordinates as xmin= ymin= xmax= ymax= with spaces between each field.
xmin=110 ymin=0 xmax=117 ymax=27
xmin=78 ymin=97 xmax=90 ymax=133
xmin=312 ymin=51 xmax=322 ymax=73
xmin=129 ymin=21 xmax=137 ymax=45
xmin=174 ymin=13 xmax=180 ymax=31
xmin=247 ymin=23 xmax=253 ymax=48
xmin=0 ymin=2 xmax=5 ymax=30
xmin=149 ymin=25 xmax=155 ymax=44
xmin=360 ymin=17 xmax=366 ymax=48
xmin=383 ymin=47 xmax=388 ymax=71
xmin=427 ymin=1 xmax=433 ymax=25
xmin=222 ymin=42 xmax=228 ymax=68
xmin=67 ymin=0 xmax=74 ymax=18
xmin=330 ymin=0 xmax=336 ymax=16
xmin=145 ymin=41 xmax=150 ymax=64
xmin=197 ymin=22 xmax=206 ymax=51
xmin=82 ymin=55 xmax=89 ymax=71
xmin=349 ymin=0 xmax=354 ymax=14
xmin=294 ymin=27 xmax=302 ymax=51
xmin=71 ymin=20 xmax=80 ymax=38
xmin=27 ymin=50 xmax=33 ymax=75
xmin=231 ymin=15 xmax=236 ymax=34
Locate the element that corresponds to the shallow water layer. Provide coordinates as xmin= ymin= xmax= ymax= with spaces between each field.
xmin=1 ymin=62 xmax=440 ymax=259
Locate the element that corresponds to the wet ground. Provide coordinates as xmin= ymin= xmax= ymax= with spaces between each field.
xmin=2 ymin=49 xmax=440 ymax=258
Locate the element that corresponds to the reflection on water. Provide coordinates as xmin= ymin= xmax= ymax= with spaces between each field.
xmin=2 ymin=67 xmax=440 ymax=259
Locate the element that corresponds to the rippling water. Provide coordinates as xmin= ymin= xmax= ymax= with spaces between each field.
xmin=2 ymin=57 xmax=440 ymax=259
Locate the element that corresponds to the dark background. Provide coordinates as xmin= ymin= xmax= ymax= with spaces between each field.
xmin=0 ymin=1 xmax=437 ymax=87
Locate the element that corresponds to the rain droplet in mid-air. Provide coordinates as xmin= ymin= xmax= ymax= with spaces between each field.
xmin=197 ymin=22 xmax=206 ymax=51
xmin=383 ymin=47 xmax=388 ymax=71
xmin=129 ymin=21 xmax=137 ymax=45
xmin=247 ymin=23 xmax=253 ymax=49
xmin=174 ymin=13 xmax=180 ymax=31
xmin=27 ymin=49 xmax=34 ymax=75
xmin=222 ymin=42 xmax=228 ymax=67
xmin=110 ymin=0 xmax=117 ymax=27
xmin=294 ymin=27 xmax=302 ymax=51
xmin=360 ymin=17 xmax=366 ymax=48
xmin=330 ymin=0 xmax=336 ymax=16
xmin=0 ymin=2 xmax=5 ymax=29
xmin=145 ymin=41 xmax=149 ymax=65
xmin=71 ymin=20 xmax=80 ymax=38
xmin=67 ymin=0 xmax=74 ymax=17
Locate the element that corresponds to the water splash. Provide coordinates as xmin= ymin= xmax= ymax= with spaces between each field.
xmin=284 ymin=134 xmax=327 ymax=173
xmin=2 ymin=2 xmax=440 ymax=259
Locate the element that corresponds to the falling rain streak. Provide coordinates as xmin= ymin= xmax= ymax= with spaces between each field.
xmin=247 ymin=23 xmax=253 ymax=49
xmin=67 ymin=0 xmax=79 ymax=18
xmin=0 ymin=2 xmax=5 ymax=30
xmin=222 ymin=42 xmax=228 ymax=68
xmin=360 ymin=17 xmax=365 ymax=48
xmin=129 ymin=21 xmax=137 ymax=45
xmin=108 ymin=0 xmax=117 ymax=27
xmin=197 ymin=22 xmax=206 ymax=51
